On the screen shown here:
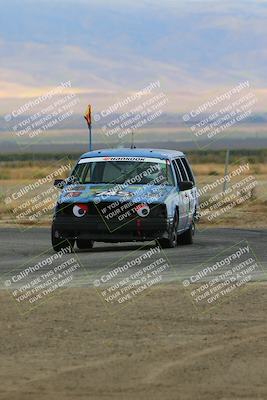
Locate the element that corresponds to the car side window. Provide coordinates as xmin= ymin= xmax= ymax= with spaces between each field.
xmin=181 ymin=158 xmax=195 ymax=184
xmin=175 ymin=159 xmax=188 ymax=181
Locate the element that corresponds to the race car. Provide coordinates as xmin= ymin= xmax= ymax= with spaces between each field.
xmin=51 ymin=148 xmax=199 ymax=251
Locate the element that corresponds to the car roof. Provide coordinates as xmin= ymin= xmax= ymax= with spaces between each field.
xmin=80 ymin=148 xmax=185 ymax=160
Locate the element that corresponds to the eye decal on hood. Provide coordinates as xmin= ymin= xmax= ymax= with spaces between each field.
xmin=73 ymin=204 xmax=88 ymax=217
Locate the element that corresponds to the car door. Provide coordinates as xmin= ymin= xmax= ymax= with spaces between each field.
xmin=180 ymin=157 xmax=197 ymax=224
xmin=171 ymin=160 xmax=187 ymax=232
xmin=175 ymin=158 xmax=192 ymax=229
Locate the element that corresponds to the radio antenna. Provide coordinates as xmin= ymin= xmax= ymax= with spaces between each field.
xmin=130 ymin=130 xmax=136 ymax=149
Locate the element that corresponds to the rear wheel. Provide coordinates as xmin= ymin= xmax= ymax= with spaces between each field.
xmin=51 ymin=226 xmax=74 ymax=252
xmin=158 ymin=210 xmax=178 ymax=249
xmin=179 ymin=222 xmax=195 ymax=245
xmin=76 ymin=239 xmax=94 ymax=250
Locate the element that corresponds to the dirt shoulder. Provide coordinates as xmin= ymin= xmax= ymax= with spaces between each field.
xmin=0 ymin=283 xmax=266 ymax=400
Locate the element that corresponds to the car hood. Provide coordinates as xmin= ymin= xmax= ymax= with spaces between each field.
xmin=58 ymin=183 xmax=175 ymax=204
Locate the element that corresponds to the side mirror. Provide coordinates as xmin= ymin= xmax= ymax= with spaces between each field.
xmin=179 ymin=181 xmax=193 ymax=191
xmin=54 ymin=179 xmax=65 ymax=189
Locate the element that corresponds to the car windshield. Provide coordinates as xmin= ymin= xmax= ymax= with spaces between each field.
xmin=70 ymin=159 xmax=175 ymax=185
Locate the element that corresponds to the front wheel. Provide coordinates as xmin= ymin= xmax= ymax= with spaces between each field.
xmin=51 ymin=225 xmax=74 ymax=252
xmin=158 ymin=211 xmax=178 ymax=249
xmin=179 ymin=222 xmax=195 ymax=245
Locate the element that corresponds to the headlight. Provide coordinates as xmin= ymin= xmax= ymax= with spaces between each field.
xmin=135 ymin=204 xmax=150 ymax=217
xmin=73 ymin=204 xmax=88 ymax=217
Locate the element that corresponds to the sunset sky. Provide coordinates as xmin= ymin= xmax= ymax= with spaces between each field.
xmin=1 ymin=0 xmax=267 ymax=114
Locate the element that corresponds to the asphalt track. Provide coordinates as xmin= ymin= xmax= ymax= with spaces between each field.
xmin=0 ymin=227 xmax=266 ymax=289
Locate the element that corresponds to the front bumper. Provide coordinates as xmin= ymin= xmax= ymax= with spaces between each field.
xmin=53 ymin=201 xmax=170 ymax=242
xmin=53 ymin=216 xmax=169 ymax=242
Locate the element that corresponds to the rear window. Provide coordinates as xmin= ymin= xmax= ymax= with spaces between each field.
xmin=181 ymin=158 xmax=195 ymax=183
xmin=175 ymin=159 xmax=188 ymax=181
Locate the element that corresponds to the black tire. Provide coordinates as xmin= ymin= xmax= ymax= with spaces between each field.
xmin=51 ymin=226 xmax=74 ymax=253
xmin=179 ymin=222 xmax=195 ymax=245
xmin=158 ymin=210 xmax=178 ymax=249
xmin=76 ymin=239 xmax=94 ymax=250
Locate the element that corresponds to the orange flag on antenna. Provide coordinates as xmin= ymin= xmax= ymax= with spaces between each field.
xmin=84 ymin=105 xmax=92 ymax=126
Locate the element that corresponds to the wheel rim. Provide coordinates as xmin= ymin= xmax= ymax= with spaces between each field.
xmin=171 ymin=214 xmax=178 ymax=246
xmin=191 ymin=221 xmax=195 ymax=236
xmin=171 ymin=230 xmax=177 ymax=246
